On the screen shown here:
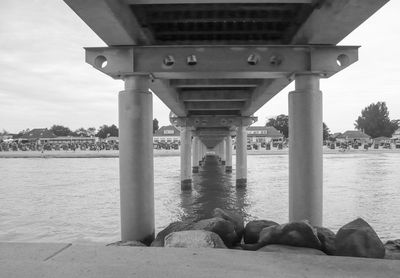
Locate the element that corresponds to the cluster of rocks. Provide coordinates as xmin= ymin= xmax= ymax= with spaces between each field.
xmin=110 ymin=208 xmax=400 ymax=260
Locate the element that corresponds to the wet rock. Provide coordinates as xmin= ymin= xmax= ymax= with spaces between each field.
xmin=192 ymin=217 xmax=238 ymax=248
xmin=244 ymin=220 xmax=279 ymax=244
xmin=107 ymin=241 xmax=147 ymax=247
xmin=315 ymin=226 xmax=336 ymax=255
xmin=335 ymin=218 xmax=385 ymax=258
xmin=151 ymin=220 xmax=193 ymax=247
xmin=257 ymin=244 xmax=327 ymax=256
xmin=213 ymin=208 xmax=244 ymax=240
xmin=258 ymin=221 xmax=321 ymax=250
xmin=164 ymin=230 xmax=227 ymax=249
xmin=384 ymin=239 xmax=400 ymax=260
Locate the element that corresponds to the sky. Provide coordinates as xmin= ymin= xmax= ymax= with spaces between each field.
xmin=0 ymin=0 xmax=399 ymax=134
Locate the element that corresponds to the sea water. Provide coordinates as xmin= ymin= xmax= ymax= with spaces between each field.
xmin=0 ymin=153 xmax=399 ymax=243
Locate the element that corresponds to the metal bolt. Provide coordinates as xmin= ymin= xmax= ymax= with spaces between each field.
xmin=187 ymin=55 xmax=197 ymax=66
xmin=163 ymin=55 xmax=175 ymax=66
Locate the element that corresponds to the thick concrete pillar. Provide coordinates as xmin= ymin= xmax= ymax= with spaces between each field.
xmin=289 ymin=74 xmax=323 ymax=226
xmin=192 ymin=136 xmax=199 ymax=173
xmin=216 ymin=143 xmax=221 ymax=161
xmin=236 ymin=125 xmax=247 ymax=187
xmin=221 ymin=139 xmax=226 ymax=165
xmin=226 ymin=136 xmax=232 ymax=173
xmin=180 ymin=127 xmax=192 ymax=190
xmin=119 ymin=75 xmax=154 ymax=244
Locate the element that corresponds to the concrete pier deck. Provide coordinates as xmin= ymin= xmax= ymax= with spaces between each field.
xmin=1 ymin=242 xmax=399 ymax=277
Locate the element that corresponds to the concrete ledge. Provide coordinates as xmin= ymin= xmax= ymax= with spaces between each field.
xmin=1 ymin=242 xmax=399 ymax=278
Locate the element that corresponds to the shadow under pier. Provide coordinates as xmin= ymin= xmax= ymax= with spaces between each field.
xmin=179 ymin=155 xmax=249 ymax=222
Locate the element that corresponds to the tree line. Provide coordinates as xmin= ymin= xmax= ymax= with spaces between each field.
xmin=266 ymin=102 xmax=399 ymax=139
xmin=1 ymin=119 xmax=161 ymax=139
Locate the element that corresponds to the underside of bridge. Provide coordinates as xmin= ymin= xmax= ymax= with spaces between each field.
xmin=65 ymin=0 xmax=389 ymax=243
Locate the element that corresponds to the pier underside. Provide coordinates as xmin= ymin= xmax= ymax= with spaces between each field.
xmin=64 ymin=0 xmax=389 ymax=242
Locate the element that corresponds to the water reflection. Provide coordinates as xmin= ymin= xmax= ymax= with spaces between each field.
xmin=179 ymin=155 xmax=248 ymax=222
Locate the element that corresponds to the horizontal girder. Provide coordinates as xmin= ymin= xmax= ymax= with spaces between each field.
xmin=86 ymin=45 xmax=359 ymax=79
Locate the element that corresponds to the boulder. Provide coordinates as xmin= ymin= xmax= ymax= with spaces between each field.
xmin=213 ymin=208 xmax=245 ymax=239
xmin=314 ymin=226 xmax=336 ymax=255
xmin=192 ymin=217 xmax=238 ymax=248
xmin=107 ymin=241 xmax=146 ymax=247
xmin=257 ymin=244 xmax=327 ymax=256
xmin=151 ymin=220 xmax=193 ymax=247
xmin=335 ymin=218 xmax=385 ymax=258
xmin=244 ymin=220 xmax=279 ymax=244
xmin=164 ymin=230 xmax=227 ymax=249
xmin=258 ymin=221 xmax=321 ymax=250
xmin=384 ymin=239 xmax=400 ymax=260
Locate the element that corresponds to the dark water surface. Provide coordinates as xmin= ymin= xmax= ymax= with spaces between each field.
xmin=0 ymin=153 xmax=399 ymax=243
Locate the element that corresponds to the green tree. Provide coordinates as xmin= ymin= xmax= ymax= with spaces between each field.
xmin=14 ymin=128 xmax=30 ymax=139
xmin=266 ymin=114 xmax=289 ymax=138
xmin=87 ymin=127 xmax=97 ymax=137
xmin=96 ymin=124 xmax=119 ymax=139
xmin=153 ymin=118 xmax=159 ymax=134
xmin=323 ymin=122 xmax=331 ymax=141
xmin=266 ymin=114 xmax=331 ymax=139
xmin=355 ymin=102 xmax=399 ymax=138
xmin=0 ymin=129 xmax=8 ymax=136
xmin=50 ymin=125 xmax=73 ymax=137
xmin=75 ymin=127 xmax=89 ymax=137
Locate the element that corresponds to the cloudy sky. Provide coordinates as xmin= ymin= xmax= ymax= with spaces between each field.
xmin=1 ymin=0 xmax=399 ymax=134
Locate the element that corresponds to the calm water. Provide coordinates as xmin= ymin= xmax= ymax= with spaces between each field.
xmin=0 ymin=153 xmax=399 ymax=243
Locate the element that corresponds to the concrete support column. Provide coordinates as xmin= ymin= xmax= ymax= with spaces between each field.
xmin=236 ymin=125 xmax=247 ymax=187
xmin=289 ymin=74 xmax=323 ymax=226
xmin=119 ymin=75 xmax=154 ymax=244
xmin=221 ymin=139 xmax=226 ymax=165
xmin=216 ymin=143 xmax=221 ymax=161
xmin=226 ymin=136 xmax=232 ymax=173
xmin=192 ymin=136 xmax=199 ymax=173
xmin=180 ymin=127 xmax=192 ymax=190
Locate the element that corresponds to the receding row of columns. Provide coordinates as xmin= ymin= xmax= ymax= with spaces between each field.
xmin=180 ymin=132 xmax=245 ymax=190
xmin=118 ymin=73 xmax=323 ymax=243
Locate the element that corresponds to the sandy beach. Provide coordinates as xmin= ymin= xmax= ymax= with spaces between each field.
xmin=1 ymin=148 xmax=399 ymax=158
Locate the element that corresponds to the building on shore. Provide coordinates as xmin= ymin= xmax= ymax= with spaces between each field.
xmin=246 ymin=126 xmax=284 ymax=145
xmin=19 ymin=128 xmax=57 ymax=144
xmin=392 ymin=128 xmax=400 ymax=141
xmin=19 ymin=128 xmax=95 ymax=144
xmin=335 ymin=130 xmax=371 ymax=145
xmin=153 ymin=125 xmax=180 ymax=144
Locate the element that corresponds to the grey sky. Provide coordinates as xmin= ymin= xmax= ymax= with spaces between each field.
xmin=0 ymin=0 xmax=399 ymax=134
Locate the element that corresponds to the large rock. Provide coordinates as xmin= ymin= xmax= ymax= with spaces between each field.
xmin=257 ymin=244 xmax=327 ymax=256
xmin=258 ymin=221 xmax=321 ymax=250
xmin=192 ymin=217 xmax=238 ymax=248
xmin=164 ymin=230 xmax=227 ymax=249
xmin=244 ymin=220 xmax=279 ymax=244
xmin=335 ymin=218 xmax=385 ymax=258
xmin=151 ymin=220 xmax=193 ymax=247
xmin=384 ymin=239 xmax=400 ymax=260
xmin=314 ymin=226 xmax=336 ymax=255
xmin=213 ymin=208 xmax=244 ymax=240
xmin=107 ymin=241 xmax=146 ymax=247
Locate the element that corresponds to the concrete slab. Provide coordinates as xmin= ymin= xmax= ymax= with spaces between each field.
xmin=0 ymin=242 xmax=71 ymax=261
xmin=1 ymin=243 xmax=399 ymax=277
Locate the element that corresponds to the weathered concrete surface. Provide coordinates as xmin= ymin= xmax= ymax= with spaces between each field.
xmin=1 ymin=242 xmax=400 ymax=278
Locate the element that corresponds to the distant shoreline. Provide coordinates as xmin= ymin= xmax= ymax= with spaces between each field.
xmin=1 ymin=148 xmax=400 ymax=158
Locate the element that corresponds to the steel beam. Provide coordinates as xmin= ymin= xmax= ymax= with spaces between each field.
xmin=64 ymin=0 xmax=152 ymax=45
xmin=179 ymin=90 xmax=251 ymax=102
xmin=171 ymin=79 xmax=262 ymax=88
xmin=85 ymin=45 xmax=359 ymax=79
xmin=291 ymin=0 xmax=389 ymax=45
xmin=125 ymin=0 xmax=313 ymax=4
xmin=175 ymin=116 xmax=256 ymax=128
xmin=186 ymin=101 xmax=244 ymax=110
